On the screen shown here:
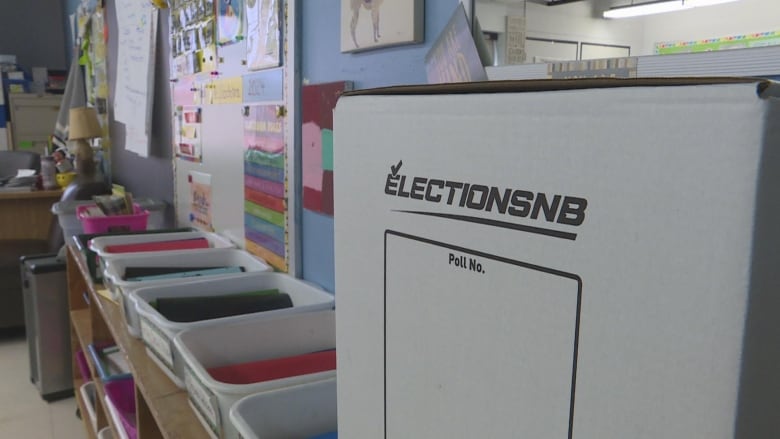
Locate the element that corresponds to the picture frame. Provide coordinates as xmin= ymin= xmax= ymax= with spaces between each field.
xmin=340 ymin=0 xmax=424 ymax=53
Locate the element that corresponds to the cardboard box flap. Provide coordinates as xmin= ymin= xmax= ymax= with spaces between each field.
xmin=342 ymin=77 xmax=778 ymax=98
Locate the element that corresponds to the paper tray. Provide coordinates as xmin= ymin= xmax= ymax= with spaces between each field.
xmin=174 ymin=310 xmax=336 ymax=439
xmin=134 ymin=272 xmax=335 ymax=390
xmin=102 ymin=248 xmax=272 ymax=338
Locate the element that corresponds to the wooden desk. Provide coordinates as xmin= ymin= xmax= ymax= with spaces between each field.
xmin=0 ymin=189 xmax=62 ymax=240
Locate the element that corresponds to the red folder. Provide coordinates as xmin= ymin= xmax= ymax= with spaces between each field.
xmin=104 ymin=237 xmax=210 ymax=253
xmin=207 ymin=349 xmax=336 ymax=385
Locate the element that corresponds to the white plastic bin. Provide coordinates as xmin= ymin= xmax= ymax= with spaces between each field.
xmin=133 ymin=272 xmax=335 ymax=388
xmin=104 ymin=394 xmax=130 ymax=439
xmin=89 ymin=231 xmax=236 ymax=277
xmin=102 ymin=248 xmax=272 ymax=338
xmin=174 ymin=310 xmax=336 ymax=439
xmin=79 ymin=381 xmax=98 ymax=432
xmin=229 ymin=379 xmax=337 ymax=439
xmin=52 ymin=198 xmax=167 ymax=243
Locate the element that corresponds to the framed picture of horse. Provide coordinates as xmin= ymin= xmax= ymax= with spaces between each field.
xmin=340 ymin=0 xmax=424 ymax=53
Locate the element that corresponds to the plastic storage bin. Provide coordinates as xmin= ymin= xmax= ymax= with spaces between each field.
xmin=72 ymin=228 xmax=194 ymax=283
xmin=133 ymin=272 xmax=335 ymax=388
xmin=75 ymin=349 xmax=92 ymax=382
xmin=229 ymin=379 xmax=337 ymax=439
xmin=53 ymin=198 xmax=167 ymax=242
xmin=79 ymin=381 xmax=98 ymax=432
xmin=174 ymin=310 xmax=336 ymax=439
xmin=77 ymin=203 xmax=149 ymax=234
xmin=102 ymin=248 xmax=272 ymax=338
xmin=89 ymin=231 xmax=236 ymax=279
xmin=103 ymin=377 xmax=137 ymax=439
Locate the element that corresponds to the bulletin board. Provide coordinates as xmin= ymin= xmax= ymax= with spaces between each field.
xmin=169 ymin=1 xmax=298 ymax=273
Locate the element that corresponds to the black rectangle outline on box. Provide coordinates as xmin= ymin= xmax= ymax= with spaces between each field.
xmin=384 ymin=229 xmax=582 ymax=439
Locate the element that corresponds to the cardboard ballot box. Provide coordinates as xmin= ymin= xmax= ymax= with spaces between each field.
xmin=333 ymin=78 xmax=780 ymax=438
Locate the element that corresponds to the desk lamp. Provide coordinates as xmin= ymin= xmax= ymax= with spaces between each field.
xmin=68 ymin=107 xmax=102 ymax=178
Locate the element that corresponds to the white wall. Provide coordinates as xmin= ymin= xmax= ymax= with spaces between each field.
xmin=641 ymin=0 xmax=780 ymax=54
xmin=477 ymin=0 xmax=780 ymax=63
xmin=476 ymin=0 xmax=643 ymax=63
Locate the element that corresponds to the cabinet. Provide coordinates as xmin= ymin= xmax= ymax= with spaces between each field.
xmin=66 ymin=242 xmax=210 ymax=439
xmin=8 ymin=93 xmax=62 ymax=155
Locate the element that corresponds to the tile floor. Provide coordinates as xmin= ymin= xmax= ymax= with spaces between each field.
xmin=0 ymin=330 xmax=87 ymax=439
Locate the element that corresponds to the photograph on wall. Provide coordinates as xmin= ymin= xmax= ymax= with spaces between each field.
xmin=174 ymin=106 xmax=203 ymax=162
xmin=302 ymin=81 xmax=352 ymax=216
xmin=169 ymin=0 xmax=217 ymax=78
xmin=217 ymin=0 xmax=245 ymax=45
xmin=246 ymin=0 xmax=281 ymax=70
xmin=243 ymin=104 xmax=287 ymax=272
xmin=189 ymin=171 xmax=214 ymax=231
xmin=340 ymin=0 xmax=424 ymax=53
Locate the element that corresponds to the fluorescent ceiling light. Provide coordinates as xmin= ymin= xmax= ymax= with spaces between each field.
xmin=603 ymin=0 xmax=739 ymax=19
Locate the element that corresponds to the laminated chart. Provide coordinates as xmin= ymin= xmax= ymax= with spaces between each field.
xmin=244 ymin=105 xmax=287 ymax=271
xmin=384 ymin=231 xmax=581 ymax=438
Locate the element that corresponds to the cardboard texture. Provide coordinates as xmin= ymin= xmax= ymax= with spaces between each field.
xmin=333 ymin=78 xmax=780 ymax=438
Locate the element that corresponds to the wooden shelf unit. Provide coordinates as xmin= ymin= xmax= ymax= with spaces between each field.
xmin=66 ymin=242 xmax=210 ymax=439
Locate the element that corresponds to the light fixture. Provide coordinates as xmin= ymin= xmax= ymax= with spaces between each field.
xmin=68 ymin=107 xmax=102 ymax=178
xmin=603 ymin=0 xmax=740 ymax=19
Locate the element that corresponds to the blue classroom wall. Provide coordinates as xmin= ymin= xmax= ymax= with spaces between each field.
xmin=301 ymin=0 xmax=462 ymax=293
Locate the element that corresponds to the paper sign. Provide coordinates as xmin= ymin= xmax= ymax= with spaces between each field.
xmin=185 ymin=367 xmax=221 ymax=434
xmin=140 ymin=317 xmax=174 ymax=368
xmin=208 ymin=76 xmax=243 ymax=104
xmin=189 ymin=171 xmax=213 ymax=231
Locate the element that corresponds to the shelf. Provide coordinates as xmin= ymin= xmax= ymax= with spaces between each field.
xmin=67 ymin=242 xmax=211 ymax=439
xmin=92 ymin=291 xmax=182 ymax=400
xmin=71 ymin=309 xmax=92 ymax=354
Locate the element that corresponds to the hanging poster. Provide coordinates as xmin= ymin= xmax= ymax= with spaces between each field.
xmin=174 ymin=106 xmax=203 ymax=162
xmin=656 ymin=30 xmax=780 ymax=55
xmin=243 ymin=105 xmax=287 ymax=271
xmin=189 ymin=171 xmax=214 ymax=231
xmin=246 ymin=0 xmax=281 ymax=70
xmin=302 ymin=81 xmax=352 ymax=216
xmin=115 ymin=0 xmax=158 ymax=157
xmin=169 ymin=0 xmax=217 ymax=78
xmin=217 ymin=0 xmax=245 ymax=45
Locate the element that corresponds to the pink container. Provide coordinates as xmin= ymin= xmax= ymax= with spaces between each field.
xmin=77 ymin=204 xmax=149 ymax=234
xmin=104 ymin=377 xmax=137 ymax=439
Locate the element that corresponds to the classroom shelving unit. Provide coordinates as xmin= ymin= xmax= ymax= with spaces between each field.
xmin=66 ymin=241 xmax=210 ymax=439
